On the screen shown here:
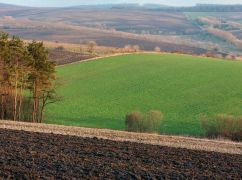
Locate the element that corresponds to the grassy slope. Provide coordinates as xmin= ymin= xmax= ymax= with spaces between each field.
xmin=45 ymin=54 xmax=242 ymax=136
xmin=184 ymin=12 xmax=226 ymax=19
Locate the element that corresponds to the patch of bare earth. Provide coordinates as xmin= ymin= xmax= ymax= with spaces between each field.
xmin=0 ymin=127 xmax=241 ymax=179
xmin=0 ymin=120 xmax=241 ymax=155
xmin=48 ymin=49 xmax=95 ymax=65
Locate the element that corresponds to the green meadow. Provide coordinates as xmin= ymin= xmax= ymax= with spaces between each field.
xmin=45 ymin=54 xmax=242 ymax=136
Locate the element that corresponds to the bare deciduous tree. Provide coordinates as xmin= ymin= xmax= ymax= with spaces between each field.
xmin=87 ymin=41 xmax=97 ymax=54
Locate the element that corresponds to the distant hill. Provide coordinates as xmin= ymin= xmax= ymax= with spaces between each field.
xmin=152 ymin=4 xmax=242 ymax=12
xmin=0 ymin=2 xmax=242 ymax=11
xmin=0 ymin=3 xmax=29 ymax=8
xmin=1 ymin=2 xmax=242 ymax=55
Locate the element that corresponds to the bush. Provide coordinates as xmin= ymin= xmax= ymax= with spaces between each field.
xmin=144 ymin=111 xmax=163 ymax=132
xmin=55 ymin=46 xmax=65 ymax=51
xmin=125 ymin=111 xmax=143 ymax=132
xmin=200 ymin=114 xmax=219 ymax=138
xmin=125 ymin=110 xmax=163 ymax=133
xmin=154 ymin=47 xmax=161 ymax=52
xmin=200 ymin=114 xmax=242 ymax=141
xmin=231 ymin=117 xmax=242 ymax=141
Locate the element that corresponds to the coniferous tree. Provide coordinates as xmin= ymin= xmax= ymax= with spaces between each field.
xmin=0 ymin=32 xmax=58 ymax=122
xmin=27 ymin=41 xmax=56 ymax=122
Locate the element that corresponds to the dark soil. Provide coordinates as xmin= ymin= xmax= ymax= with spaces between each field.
xmin=0 ymin=129 xmax=241 ymax=179
xmin=48 ymin=49 xmax=95 ymax=65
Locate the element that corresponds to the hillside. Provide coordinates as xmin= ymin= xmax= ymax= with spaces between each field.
xmin=45 ymin=53 xmax=242 ymax=136
xmin=2 ymin=3 xmax=242 ymax=55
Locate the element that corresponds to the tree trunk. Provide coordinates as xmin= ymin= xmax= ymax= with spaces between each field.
xmin=0 ymin=95 xmax=4 ymax=120
xmin=18 ymin=88 xmax=23 ymax=121
xmin=32 ymin=81 xmax=37 ymax=123
xmin=18 ymin=75 xmax=25 ymax=121
xmin=40 ymin=95 xmax=47 ymax=123
xmin=13 ymin=71 xmax=18 ymax=121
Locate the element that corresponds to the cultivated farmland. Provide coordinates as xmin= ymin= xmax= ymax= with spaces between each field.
xmin=45 ymin=54 xmax=242 ymax=137
xmin=0 ymin=128 xmax=241 ymax=179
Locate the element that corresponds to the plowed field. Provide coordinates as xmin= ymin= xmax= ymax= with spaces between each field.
xmin=0 ymin=129 xmax=241 ymax=179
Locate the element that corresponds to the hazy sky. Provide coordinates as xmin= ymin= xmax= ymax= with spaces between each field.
xmin=0 ymin=0 xmax=241 ymax=7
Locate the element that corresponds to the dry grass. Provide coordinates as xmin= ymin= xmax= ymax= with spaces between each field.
xmin=205 ymin=27 xmax=242 ymax=49
xmin=0 ymin=120 xmax=241 ymax=155
xmin=200 ymin=114 xmax=242 ymax=141
xmin=23 ymin=40 xmax=116 ymax=55
xmin=0 ymin=16 xmax=210 ymax=53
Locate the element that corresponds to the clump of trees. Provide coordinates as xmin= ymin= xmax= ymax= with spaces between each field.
xmin=200 ymin=114 xmax=242 ymax=141
xmin=0 ymin=32 xmax=58 ymax=123
xmin=87 ymin=41 xmax=97 ymax=55
xmin=124 ymin=44 xmax=141 ymax=53
xmin=125 ymin=110 xmax=163 ymax=133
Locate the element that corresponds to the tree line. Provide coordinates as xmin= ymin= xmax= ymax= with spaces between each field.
xmin=152 ymin=4 xmax=242 ymax=12
xmin=0 ymin=32 xmax=58 ymax=123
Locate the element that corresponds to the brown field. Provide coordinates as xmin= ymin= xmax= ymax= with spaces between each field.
xmin=205 ymin=27 xmax=242 ymax=49
xmin=0 ymin=124 xmax=241 ymax=179
xmin=2 ymin=4 xmax=242 ymax=55
xmin=0 ymin=16 xmax=207 ymax=54
xmin=48 ymin=49 xmax=95 ymax=65
xmin=0 ymin=4 xmax=210 ymax=54
xmin=0 ymin=120 xmax=241 ymax=155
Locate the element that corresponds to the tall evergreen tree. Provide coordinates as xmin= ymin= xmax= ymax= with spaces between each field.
xmin=27 ymin=41 xmax=56 ymax=122
xmin=0 ymin=32 xmax=58 ymax=122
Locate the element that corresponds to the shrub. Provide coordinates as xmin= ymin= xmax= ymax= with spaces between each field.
xmin=133 ymin=45 xmax=140 ymax=52
xmin=125 ymin=110 xmax=163 ymax=133
xmin=144 ymin=110 xmax=163 ymax=132
xmin=200 ymin=114 xmax=242 ymax=141
xmin=200 ymin=114 xmax=219 ymax=138
xmin=55 ymin=46 xmax=65 ymax=51
xmin=231 ymin=116 xmax=242 ymax=141
xmin=154 ymin=47 xmax=161 ymax=52
xmin=125 ymin=111 xmax=143 ymax=132
xmin=87 ymin=41 xmax=97 ymax=54
xmin=216 ymin=114 xmax=234 ymax=138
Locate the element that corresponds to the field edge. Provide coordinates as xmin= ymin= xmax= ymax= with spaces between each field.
xmin=0 ymin=120 xmax=241 ymax=155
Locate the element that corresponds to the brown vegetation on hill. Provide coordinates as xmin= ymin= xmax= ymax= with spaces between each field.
xmin=205 ymin=27 xmax=242 ymax=49
xmin=198 ymin=17 xmax=221 ymax=26
xmin=0 ymin=9 xmax=208 ymax=54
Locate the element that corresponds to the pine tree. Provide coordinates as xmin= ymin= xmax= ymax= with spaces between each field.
xmin=27 ymin=41 xmax=56 ymax=122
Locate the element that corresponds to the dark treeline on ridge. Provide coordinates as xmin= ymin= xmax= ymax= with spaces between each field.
xmin=0 ymin=32 xmax=58 ymax=123
xmin=113 ymin=4 xmax=242 ymax=12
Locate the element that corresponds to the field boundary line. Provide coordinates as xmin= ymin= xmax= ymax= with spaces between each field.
xmin=57 ymin=51 xmax=241 ymax=67
xmin=57 ymin=52 xmax=141 ymax=67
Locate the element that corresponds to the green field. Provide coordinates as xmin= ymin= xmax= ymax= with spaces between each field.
xmin=45 ymin=54 xmax=242 ymax=136
xmin=184 ymin=12 xmax=228 ymax=19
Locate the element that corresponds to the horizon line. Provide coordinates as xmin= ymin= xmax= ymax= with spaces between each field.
xmin=1 ymin=2 xmax=242 ymax=8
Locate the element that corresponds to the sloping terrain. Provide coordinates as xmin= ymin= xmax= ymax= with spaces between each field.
xmin=0 ymin=128 xmax=241 ymax=179
xmin=48 ymin=49 xmax=95 ymax=65
xmin=1 ymin=120 xmax=241 ymax=154
xmin=1 ymin=3 xmax=242 ymax=55
xmin=0 ymin=3 xmax=207 ymax=54
xmin=0 ymin=16 xmax=206 ymax=53
xmin=45 ymin=54 xmax=242 ymax=136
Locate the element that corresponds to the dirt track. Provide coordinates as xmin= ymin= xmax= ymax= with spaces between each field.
xmin=0 ymin=128 xmax=241 ymax=179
